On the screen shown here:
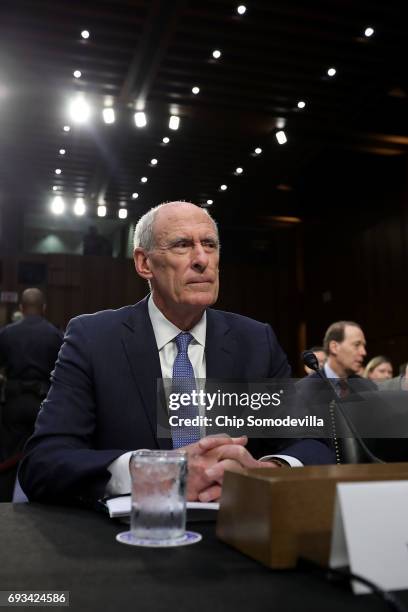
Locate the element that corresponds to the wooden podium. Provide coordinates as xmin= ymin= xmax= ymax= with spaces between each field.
xmin=216 ymin=463 xmax=408 ymax=569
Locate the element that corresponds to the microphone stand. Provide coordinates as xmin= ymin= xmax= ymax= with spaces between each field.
xmin=302 ymin=351 xmax=384 ymax=464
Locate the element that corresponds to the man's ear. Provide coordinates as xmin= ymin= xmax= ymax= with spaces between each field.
xmin=134 ymin=247 xmax=153 ymax=280
xmin=329 ymin=340 xmax=338 ymax=356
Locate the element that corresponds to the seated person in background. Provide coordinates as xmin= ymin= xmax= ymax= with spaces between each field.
xmin=19 ymin=201 xmax=333 ymax=506
xmin=378 ymin=361 xmax=408 ymax=392
xmin=296 ymin=321 xmax=378 ymax=463
xmin=363 ymin=356 xmax=393 ymax=382
xmin=298 ymin=323 xmax=408 ymax=463
xmin=0 ymin=288 xmax=63 ymax=501
xmin=304 ymin=346 xmax=327 ymax=376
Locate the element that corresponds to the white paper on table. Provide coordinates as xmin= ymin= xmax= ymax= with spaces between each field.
xmin=105 ymin=495 xmax=219 ymax=518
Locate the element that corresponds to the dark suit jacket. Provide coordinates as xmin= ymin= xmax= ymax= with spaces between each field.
xmin=0 ymin=315 xmax=63 ymax=382
xmin=19 ymin=298 xmax=334 ymax=503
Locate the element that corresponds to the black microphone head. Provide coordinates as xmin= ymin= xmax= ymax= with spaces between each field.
xmin=302 ymin=350 xmax=320 ymax=372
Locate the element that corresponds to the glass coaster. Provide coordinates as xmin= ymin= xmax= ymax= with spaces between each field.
xmin=116 ymin=530 xmax=202 ymax=548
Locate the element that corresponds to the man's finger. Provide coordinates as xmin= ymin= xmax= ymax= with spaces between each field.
xmin=198 ymin=434 xmax=247 ymax=452
xmin=209 ymin=444 xmax=259 ymax=468
xmin=198 ymin=484 xmax=222 ymax=503
xmin=204 ymin=459 xmax=244 ymax=483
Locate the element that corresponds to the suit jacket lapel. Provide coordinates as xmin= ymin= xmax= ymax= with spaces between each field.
xmin=120 ymin=297 xmax=172 ymax=450
xmin=205 ymin=309 xmax=237 ymax=379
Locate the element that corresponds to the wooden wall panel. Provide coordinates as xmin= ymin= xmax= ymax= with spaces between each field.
xmin=304 ymin=208 xmax=408 ymax=372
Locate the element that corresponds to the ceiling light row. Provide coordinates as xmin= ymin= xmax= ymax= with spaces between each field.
xmin=50 ymin=196 xmax=128 ymax=219
xmin=203 ymin=20 xmax=376 ymax=206
xmin=204 ymin=144 xmax=264 ymax=203
xmin=66 ymin=97 xmax=182 ymax=130
xmin=69 ymin=16 xmax=376 ymax=213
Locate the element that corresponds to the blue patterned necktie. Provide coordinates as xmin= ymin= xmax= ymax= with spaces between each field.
xmin=171 ymin=332 xmax=201 ymax=448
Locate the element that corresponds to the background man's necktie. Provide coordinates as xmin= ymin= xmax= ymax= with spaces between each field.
xmin=171 ymin=332 xmax=201 ymax=448
xmin=337 ymin=378 xmax=349 ymax=399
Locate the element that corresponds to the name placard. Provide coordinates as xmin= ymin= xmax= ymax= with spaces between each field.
xmin=330 ymin=480 xmax=408 ymax=595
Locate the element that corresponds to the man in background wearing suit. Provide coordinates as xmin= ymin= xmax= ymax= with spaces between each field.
xmin=20 ymin=202 xmax=333 ymax=505
xmin=0 ymin=288 xmax=63 ymax=500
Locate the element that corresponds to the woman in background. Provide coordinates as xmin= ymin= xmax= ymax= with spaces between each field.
xmin=363 ymin=355 xmax=393 ymax=381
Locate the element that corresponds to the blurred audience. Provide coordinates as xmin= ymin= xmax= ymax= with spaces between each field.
xmin=379 ymin=361 xmax=408 ymax=391
xmin=363 ymin=356 xmax=393 ymax=381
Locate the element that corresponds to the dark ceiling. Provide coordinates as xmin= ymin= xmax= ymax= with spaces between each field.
xmin=0 ymin=0 xmax=406 ymax=229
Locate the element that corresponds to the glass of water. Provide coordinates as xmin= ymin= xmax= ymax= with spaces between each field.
xmin=129 ymin=450 xmax=187 ymax=544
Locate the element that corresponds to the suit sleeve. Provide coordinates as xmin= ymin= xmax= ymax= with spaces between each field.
xmin=265 ymin=324 xmax=291 ymax=377
xmin=19 ymin=317 xmax=124 ymax=504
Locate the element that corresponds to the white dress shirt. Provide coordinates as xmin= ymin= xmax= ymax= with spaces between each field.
xmin=105 ymin=296 xmax=300 ymax=496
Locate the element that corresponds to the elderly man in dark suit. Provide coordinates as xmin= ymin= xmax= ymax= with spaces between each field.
xmin=19 ymin=202 xmax=333 ymax=505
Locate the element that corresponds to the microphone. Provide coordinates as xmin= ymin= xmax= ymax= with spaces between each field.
xmin=302 ymin=350 xmax=320 ymax=373
xmin=301 ymin=350 xmax=384 ymax=464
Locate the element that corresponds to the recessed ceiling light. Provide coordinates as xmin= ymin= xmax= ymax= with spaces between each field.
xmin=59 ymin=148 xmax=66 ymax=155
xmin=73 ymin=70 xmax=82 ymax=79
xmin=51 ymin=196 xmax=65 ymax=215
xmin=192 ymin=86 xmax=200 ymax=95
xmin=102 ymin=108 xmax=115 ymax=124
xmin=207 ymin=199 xmax=213 ymax=205
xmin=169 ymin=115 xmax=180 ymax=130
xmin=52 ymin=186 xmax=58 ymax=192
xmin=134 ymin=111 xmax=147 ymax=128
xmin=237 ymin=5 xmax=247 ymax=15
xmin=220 ymin=184 xmax=227 ymax=191
xmin=74 ymin=197 xmax=86 ymax=216
xmin=297 ymin=100 xmax=306 ymax=109
xmin=162 ymin=137 xmax=170 ymax=144
xmin=118 ymin=208 xmax=128 ymax=219
xmin=275 ymin=130 xmax=287 ymax=145
xmin=364 ymin=27 xmax=374 ymax=37
xmin=235 ymin=167 xmax=243 ymax=175
xmin=150 ymin=158 xmax=158 ymax=166
xmin=55 ymin=168 xmax=62 ymax=175
xmin=81 ymin=30 xmax=90 ymax=39
xmin=97 ymin=205 xmax=107 ymax=217
xmin=132 ymin=192 xmax=139 ymax=199
xmin=327 ymin=67 xmax=336 ymax=77
xmin=63 ymin=125 xmax=71 ymax=132
xmin=254 ymin=147 xmax=262 ymax=155
xmin=141 ymin=177 xmax=148 ymax=183
xmin=69 ymin=95 xmax=91 ymax=123
xmin=212 ymin=50 xmax=221 ymax=59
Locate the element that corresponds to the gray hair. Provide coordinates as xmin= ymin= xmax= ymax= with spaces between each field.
xmin=133 ymin=201 xmax=218 ymax=252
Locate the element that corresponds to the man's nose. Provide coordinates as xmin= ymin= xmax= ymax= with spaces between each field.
xmin=360 ymin=346 xmax=367 ymax=357
xmin=191 ymin=244 xmax=209 ymax=271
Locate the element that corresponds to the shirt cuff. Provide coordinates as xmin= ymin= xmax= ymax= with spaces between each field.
xmin=105 ymin=451 xmax=134 ymax=496
xmin=259 ymin=454 xmax=303 ymax=467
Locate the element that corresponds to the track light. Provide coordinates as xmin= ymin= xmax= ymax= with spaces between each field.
xmin=69 ymin=95 xmax=91 ymax=123
xmin=103 ymin=108 xmax=115 ymax=124
xmin=169 ymin=115 xmax=180 ymax=130
xmin=134 ymin=112 xmax=147 ymax=128
xmin=51 ymin=196 xmax=65 ymax=215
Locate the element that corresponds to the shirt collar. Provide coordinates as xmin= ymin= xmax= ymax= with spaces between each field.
xmin=148 ymin=294 xmax=206 ymax=351
xmin=324 ymin=362 xmax=340 ymax=380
